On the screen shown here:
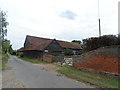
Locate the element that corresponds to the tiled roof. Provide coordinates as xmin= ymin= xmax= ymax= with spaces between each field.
xmin=17 ymin=47 xmax=24 ymax=52
xmin=23 ymin=35 xmax=82 ymax=51
xmin=58 ymin=40 xmax=81 ymax=49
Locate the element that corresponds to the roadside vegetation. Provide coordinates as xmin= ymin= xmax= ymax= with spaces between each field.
xmin=0 ymin=10 xmax=11 ymax=69
xmin=1 ymin=39 xmax=13 ymax=69
xmin=82 ymin=35 xmax=120 ymax=52
xmin=18 ymin=56 xmax=48 ymax=64
xmin=2 ymin=54 xmax=10 ymax=69
xmin=0 ymin=55 xmax=2 ymax=69
xmin=57 ymin=65 xmax=119 ymax=88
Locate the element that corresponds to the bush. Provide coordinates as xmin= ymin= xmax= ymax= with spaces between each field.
xmin=64 ymin=49 xmax=73 ymax=56
xmin=11 ymin=50 xmax=17 ymax=55
xmin=20 ymin=54 xmax=23 ymax=57
xmin=82 ymin=35 xmax=119 ymax=51
xmin=2 ymin=54 xmax=10 ymax=68
xmin=116 ymin=37 xmax=120 ymax=45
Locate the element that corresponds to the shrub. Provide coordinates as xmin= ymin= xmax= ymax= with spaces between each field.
xmin=20 ymin=54 xmax=23 ymax=57
xmin=82 ymin=35 xmax=119 ymax=51
xmin=64 ymin=49 xmax=73 ymax=56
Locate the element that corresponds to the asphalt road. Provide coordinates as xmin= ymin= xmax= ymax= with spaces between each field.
xmin=6 ymin=55 xmax=89 ymax=88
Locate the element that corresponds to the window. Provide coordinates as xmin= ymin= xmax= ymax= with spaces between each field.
xmin=73 ymin=50 xmax=76 ymax=55
xmin=44 ymin=50 xmax=48 ymax=52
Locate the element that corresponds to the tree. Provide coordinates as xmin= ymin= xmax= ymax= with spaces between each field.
xmin=2 ymin=39 xmax=10 ymax=53
xmin=9 ymin=45 xmax=15 ymax=55
xmin=2 ymin=39 xmax=14 ymax=54
xmin=116 ymin=37 xmax=120 ymax=45
xmin=0 ymin=9 xmax=9 ymax=54
xmin=72 ymin=40 xmax=81 ymax=44
xmin=0 ymin=9 xmax=9 ymax=40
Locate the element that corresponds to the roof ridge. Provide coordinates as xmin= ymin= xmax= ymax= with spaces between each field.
xmin=57 ymin=40 xmax=71 ymax=43
xmin=57 ymin=40 xmax=80 ymax=45
xmin=27 ymin=35 xmax=81 ymax=46
xmin=25 ymin=35 xmax=82 ymax=50
xmin=27 ymin=35 xmax=53 ymax=40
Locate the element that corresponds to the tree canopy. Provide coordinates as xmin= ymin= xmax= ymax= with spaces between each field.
xmin=0 ymin=9 xmax=13 ymax=54
xmin=71 ymin=40 xmax=81 ymax=44
xmin=0 ymin=9 xmax=9 ymax=40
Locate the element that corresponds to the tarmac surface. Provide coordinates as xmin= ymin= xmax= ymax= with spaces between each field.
xmin=2 ymin=55 xmax=91 ymax=88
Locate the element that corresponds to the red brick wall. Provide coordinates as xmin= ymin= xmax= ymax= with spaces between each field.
xmin=73 ymin=56 xmax=119 ymax=74
xmin=73 ymin=46 xmax=120 ymax=74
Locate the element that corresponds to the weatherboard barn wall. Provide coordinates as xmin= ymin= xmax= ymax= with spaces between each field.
xmin=23 ymin=50 xmax=43 ymax=58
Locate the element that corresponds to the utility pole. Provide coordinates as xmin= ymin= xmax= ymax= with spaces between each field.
xmin=98 ymin=19 xmax=101 ymax=37
xmin=98 ymin=0 xmax=101 ymax=37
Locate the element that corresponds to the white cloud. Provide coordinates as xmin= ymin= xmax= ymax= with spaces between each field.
xmin=59 ymin=10 xmax=77 ymax=20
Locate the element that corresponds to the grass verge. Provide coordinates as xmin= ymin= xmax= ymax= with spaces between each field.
xmin=57 ymin=65 xmax=119 ymax=88
xmin=2 ymin=54 xmax=10 ymax=69
xmin=18 ymin=56 xmax=48 ymax=64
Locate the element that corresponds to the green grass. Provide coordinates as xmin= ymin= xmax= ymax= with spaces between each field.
xmin=57 ymin=65 xmax=119 ymax=88
xmin=0 ymin=55 xmax=2 ymax=69
xmin=2 ymin=54 xmax=10 ymax=69
xmin=18 ymin=56 xmax=48 ymax=64
xmin=0 ymin=64 xmax=2 ymax=69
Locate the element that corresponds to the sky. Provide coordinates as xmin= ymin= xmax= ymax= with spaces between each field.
xmin=0 ymin=0 xmax=119 ymax=50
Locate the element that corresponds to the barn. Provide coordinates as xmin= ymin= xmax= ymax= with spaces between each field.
xmin=18 ymin=35 xmax=82 ymax=61
xmin=17 ymin=47 xmax=24 ymax=56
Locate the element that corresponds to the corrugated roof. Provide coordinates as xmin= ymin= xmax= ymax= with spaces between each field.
xmin=23 ymin=35 xmax=82 ymax=51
